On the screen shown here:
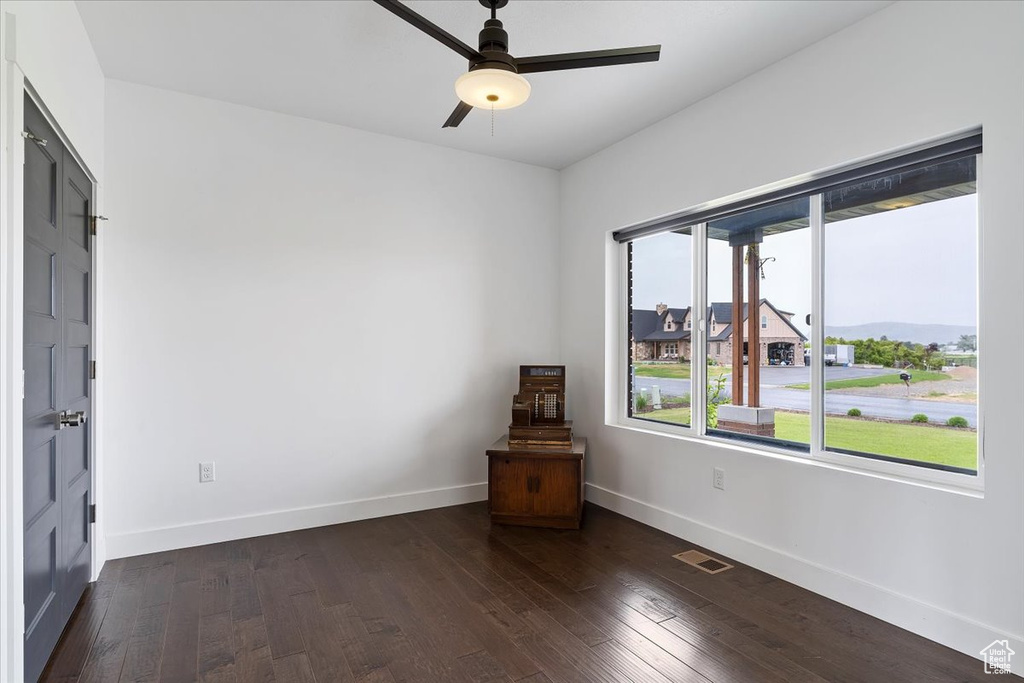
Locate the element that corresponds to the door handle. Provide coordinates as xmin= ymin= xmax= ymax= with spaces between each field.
xmin=55 ymin=410 xmax=86 ymax=430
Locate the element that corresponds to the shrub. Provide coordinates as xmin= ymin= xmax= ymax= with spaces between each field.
xmin=847 ymin=408 xmax=862 ymax=417
xmin=706 ymin=375 xmax=729 ymax=428
xmin=946 ymin=416 xmax=969 ymax=428
xmin=911 ymin=413 xmax=929 ymax=423
xmin=635 ymin=392 xmax=648 ymax=412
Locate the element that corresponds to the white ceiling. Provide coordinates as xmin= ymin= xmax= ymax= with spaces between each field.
xmin=76 ymin=0 xmax=891 ymax=169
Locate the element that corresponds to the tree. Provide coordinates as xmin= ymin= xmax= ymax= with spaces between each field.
xmin=957 ymin=334 xmax=977 ymax=352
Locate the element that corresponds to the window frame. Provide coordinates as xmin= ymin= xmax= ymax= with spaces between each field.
xmin=615 ymin=146 xmax=984 ymax=496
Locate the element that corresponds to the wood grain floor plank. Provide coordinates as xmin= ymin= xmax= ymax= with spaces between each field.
xmin=414 ymin=507 xmax=673 ymax=682
xmin=425 ymin=509 xmax=645 ymax=683
xmin=119 ymin=602 xmax=170 ymax=682
xmin=293 ymin=528 xmax=351 ymax=607
xmin=539 ymin=520 xmax=829 ymax=683
xmin=356 ymin=523 xmax=478 ymax=682
xmin=504 ymin=521 xmax=798 ymax=683
xmin=231 ymin=616 xmax=276 ymax=683
xmin=253 ymin=567 xmax=306 ymax=659
xmin=140 ymin=554 xmax=178 ymax=609
xmin=87 ymin=557 xmax=126 ymax=603
xmin=201 ymin=560 xmax=232 ymax=618
xmin=228 ymin=554 xmax=261 ymax=623
xmin=39 ymin=591 xmax=112 ymax=682
xmin=174 ymin=547 xmax=203 ymax=584
xmin=271 ymin=653 xmax=316 ymax=683
xmin=314 ymin=528 xmax=434 ymax=683
xmin=44 ymin=502 xmax=996 ymax=683
xmin=326 ymin=601 xmax=389 ymax=680
xmin=290 ymin=589 xmax=356 ymax=682
xmin=198 ymin=611 xmax=236 ymax=682
xmin=456 ymin=649 xmax=514 ymax=683
xmin=578 ymin=504 xmax=969 ymax=683
xmin=79 ymin=566 xmax=148 ymax=683
xmin=158 ymin=579 xmax=201 ymax=682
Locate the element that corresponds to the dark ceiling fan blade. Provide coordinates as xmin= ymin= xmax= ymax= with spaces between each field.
xmin=515 ymin=45 xmax=661 ymax=74
xmin=442 ymin=101 xmax=474 ymax=128
xmin=372 ymin=0 xmax=482 ymax=62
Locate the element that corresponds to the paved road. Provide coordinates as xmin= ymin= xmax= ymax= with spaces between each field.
xmin=635 ymin=373 xmax=977 ymax=427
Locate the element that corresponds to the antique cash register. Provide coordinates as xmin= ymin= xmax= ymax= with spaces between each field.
xmin=485 ymin=365 xmax=586 ymax=529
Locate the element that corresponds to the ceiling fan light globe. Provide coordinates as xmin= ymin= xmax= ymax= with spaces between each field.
xmin=455 ymin=69 xmax=531 ymax=110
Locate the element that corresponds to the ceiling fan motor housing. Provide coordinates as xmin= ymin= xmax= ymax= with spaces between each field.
xmin=474 ymin=19 xmax=517 ymax=72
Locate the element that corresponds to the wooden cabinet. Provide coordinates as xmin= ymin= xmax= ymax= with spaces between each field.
xmin=486 ymin=436 xmax=586 ymax=529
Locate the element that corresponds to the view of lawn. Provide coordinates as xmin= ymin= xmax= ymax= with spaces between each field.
xmin=633 ymin=364 xmax=730 ymax=380
xmin=640 ymin=407 xmax=691 ymax=423
xmin=636 ymin=408 xmax=976 ymax=470
xmin=633 ymin=363 xmax=691 ymax=379
xmin=786 ymin=370 xmax=949 ymax=390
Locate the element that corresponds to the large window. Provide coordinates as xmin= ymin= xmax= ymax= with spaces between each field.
xmin=706 ymin=198 xmax=810 ymax=449
xmin=628 ymin=228 xmax=693 ymax=427
xmin=621 ymin=136 xmax=980 ymax=479
xmin=822 ymin=158 xmax=978 ymax=472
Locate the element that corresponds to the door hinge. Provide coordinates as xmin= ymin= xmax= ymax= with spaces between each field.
xmin=22 ymin=131 xmax=48 ymax=146
xmin=89 ymin=504 xmax=96 ymax=524
xmin=89 ymin=360 xmax=96 ymax=380
xmin=89 ymin=215 xmax=108 ymax=236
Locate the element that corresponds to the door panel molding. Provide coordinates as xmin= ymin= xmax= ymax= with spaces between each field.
xmin=22 ymin=92 xmax=94 ymax=683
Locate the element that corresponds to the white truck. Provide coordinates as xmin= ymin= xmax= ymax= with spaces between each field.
xmin=824 ymin=344 xmax=855 ymax=366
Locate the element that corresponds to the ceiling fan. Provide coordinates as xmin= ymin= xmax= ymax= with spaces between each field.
xmin=372 ymin=0 xmax=661 ymax=128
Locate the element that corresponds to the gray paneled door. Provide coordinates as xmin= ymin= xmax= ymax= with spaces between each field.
xmin=23 ymin=93 xmax=93 ymax=683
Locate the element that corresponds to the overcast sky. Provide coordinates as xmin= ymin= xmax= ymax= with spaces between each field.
xmin=632 ymin=194 xmax=978 ymax=335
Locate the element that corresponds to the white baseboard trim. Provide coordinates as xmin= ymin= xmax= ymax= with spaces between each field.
xmin=585 ymin=482 xmax=1024 ymax=677
xmin=105 ymin=482 xmax=488 ymax=560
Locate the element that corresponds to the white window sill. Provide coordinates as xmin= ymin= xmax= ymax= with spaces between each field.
xmin=607 ymin=416 xmax=984 ymax=498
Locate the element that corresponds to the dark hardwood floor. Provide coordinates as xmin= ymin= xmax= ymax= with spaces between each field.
xmin=40 ymin=502 xmax=1002 ymax=682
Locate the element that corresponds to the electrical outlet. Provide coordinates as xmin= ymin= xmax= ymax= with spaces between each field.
xmin=713 ymin=467 xmax=725 ymax=490
xmin=200 ymin=462 xmax=216 ymax=483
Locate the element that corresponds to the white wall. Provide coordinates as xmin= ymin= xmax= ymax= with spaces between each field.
xmin=559 ymin=0 xmax=1023 ymax=672
xmin=102 ymin=80 xmax=560 ymax=556
xmin=0 ymin=3 xmax=105 ymax=681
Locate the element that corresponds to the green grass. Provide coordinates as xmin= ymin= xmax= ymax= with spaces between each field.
xmin=637 ymin=408 xmax=976 ymax=470
xmin=633 ymin=364 xmax=730 ymax=380
xmin=638 ymin=407 xmax=691 ymax=424
xmin=786 ymin=370 xmax=949 ymax=390
xmin=633 ymin=363 xmax=691 ymax=379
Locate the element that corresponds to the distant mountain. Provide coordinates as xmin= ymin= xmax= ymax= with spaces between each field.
xmin=825 ymin=322 xmax=976 ymax=345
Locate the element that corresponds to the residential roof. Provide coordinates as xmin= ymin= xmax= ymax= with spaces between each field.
xmin=631 ymin=307 xmax=692 ymax=342
xmin=643 ymin=328 xmax=691 ymax=341
xmin=636 ymin=299 xmax=807 ymax=342
xmin=631 ymin=309 xmax=661 ymax=341
xmin=667 ymin=307 xmax=690 ymax=321
xmin=710 ymin=302 xmax=747 ymax=325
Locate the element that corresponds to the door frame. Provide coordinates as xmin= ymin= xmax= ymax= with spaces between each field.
xmin=1 ymin=43 xmax=103 ymax=683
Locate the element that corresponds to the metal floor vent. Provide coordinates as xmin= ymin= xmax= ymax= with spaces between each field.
xmin=673 ymin=549 xmax=733 ymax=574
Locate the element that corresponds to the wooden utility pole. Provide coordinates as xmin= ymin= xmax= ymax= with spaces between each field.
xmin=748 ymin=244 xmax=760 ymax=407
xmin=731 ymin=245 xmax=744 ymax=406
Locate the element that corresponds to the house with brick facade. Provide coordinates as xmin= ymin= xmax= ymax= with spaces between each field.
xmin=632 ymin=299 xmax=807 ymax=366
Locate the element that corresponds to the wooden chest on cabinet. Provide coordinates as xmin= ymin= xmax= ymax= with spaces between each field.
xmin=486 ymin=436 xmax=586 ymax=529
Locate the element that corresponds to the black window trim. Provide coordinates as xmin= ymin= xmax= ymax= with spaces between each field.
xmin=612 ymin=131 xmax=981 ymax=244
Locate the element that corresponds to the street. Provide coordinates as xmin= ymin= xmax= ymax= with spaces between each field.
xmin=634 ymin=366 xmax=978 ymax=427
